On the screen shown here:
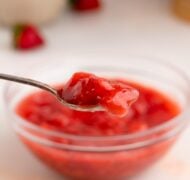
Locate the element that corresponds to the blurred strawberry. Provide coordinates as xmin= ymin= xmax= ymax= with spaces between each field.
xmin=71 ymin=0 xmax=100 ymax=11
xmin=13 ymin=24 xmax=44 ymax=50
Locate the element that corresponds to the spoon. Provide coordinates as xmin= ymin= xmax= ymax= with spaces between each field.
xmin=0 ymin=73 xmax=103 ymax=112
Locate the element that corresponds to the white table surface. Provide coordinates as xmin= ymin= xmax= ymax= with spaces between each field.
xmin=1 ymin=0 xmax=190 ymax=179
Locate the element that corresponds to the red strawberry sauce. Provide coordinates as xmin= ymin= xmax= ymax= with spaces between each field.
xmin=16 ymin=74 xmax=180 ymax=179
xmin=60 ymin=72 xmax=139 ymax=117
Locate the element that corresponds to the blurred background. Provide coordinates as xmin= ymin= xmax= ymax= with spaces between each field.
xmin=1 ymin=0 xmax=190 ymax=179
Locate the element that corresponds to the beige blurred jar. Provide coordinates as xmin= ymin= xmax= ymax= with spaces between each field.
xmin=0 ymin=0 xmax=66 ymax=25
xmin=173 ymin=0 xmax=190 ymax=21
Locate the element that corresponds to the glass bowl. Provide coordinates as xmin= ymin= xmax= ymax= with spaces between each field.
xmin=4 ymin=56 xmax=190 ymax=180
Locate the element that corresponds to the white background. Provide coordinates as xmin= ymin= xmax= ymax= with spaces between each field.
xmin=1 ymin=0 xmax=190 ymax=179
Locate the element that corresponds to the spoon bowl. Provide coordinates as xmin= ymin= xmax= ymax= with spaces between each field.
xmin=0 ymin=73 xmax=104 ymax=112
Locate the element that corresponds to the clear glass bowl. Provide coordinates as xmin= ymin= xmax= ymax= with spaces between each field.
xmin=4 ymin=56 xmax=190 ymax=180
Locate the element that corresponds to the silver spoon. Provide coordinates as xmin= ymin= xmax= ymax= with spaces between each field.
xmin=0 ymin=73 xmax=103 ymax=112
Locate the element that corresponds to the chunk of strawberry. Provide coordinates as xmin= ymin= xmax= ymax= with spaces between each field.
xmin=61 ymin=72 xmax=139 ymax=117
xmin=127 ymin=120 xmax=148 ymax=133
xmin=13 ymin=24 xmax=44 ymax=50
xmin=100 ymin=82 xmax=139 ymax=117
xmin=71 ymin=0 xmax=100 ymax=11
xmin=62 ymin=72 xmax=99 ymax=106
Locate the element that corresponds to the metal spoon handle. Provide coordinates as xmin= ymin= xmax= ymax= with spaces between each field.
xmin=0 ymin=73 xmax=57 ymax=95
xmin=0 ymin=73 xmax=104 ymax=112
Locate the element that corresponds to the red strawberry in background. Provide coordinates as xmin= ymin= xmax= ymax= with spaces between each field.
xmin=13 ymin=24 xmax=44 ymax=50
xmin=71 ymin=0 xmax=100 ymax=11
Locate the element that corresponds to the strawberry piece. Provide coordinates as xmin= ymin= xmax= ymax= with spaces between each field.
xmin=61 ymin=72 xmax=139 ymax=117
xmin=71 ymin=0 xmax=100 ymax=11
xmin=61 ymin=72 xmax=99 ymax=106
xmin=101 ymin=83 xmax=139 ymax=117
xmin=127 ymin=120 xmax=148 ymax=133
xmin=13 ymin=24 xmax=44 ymax=50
